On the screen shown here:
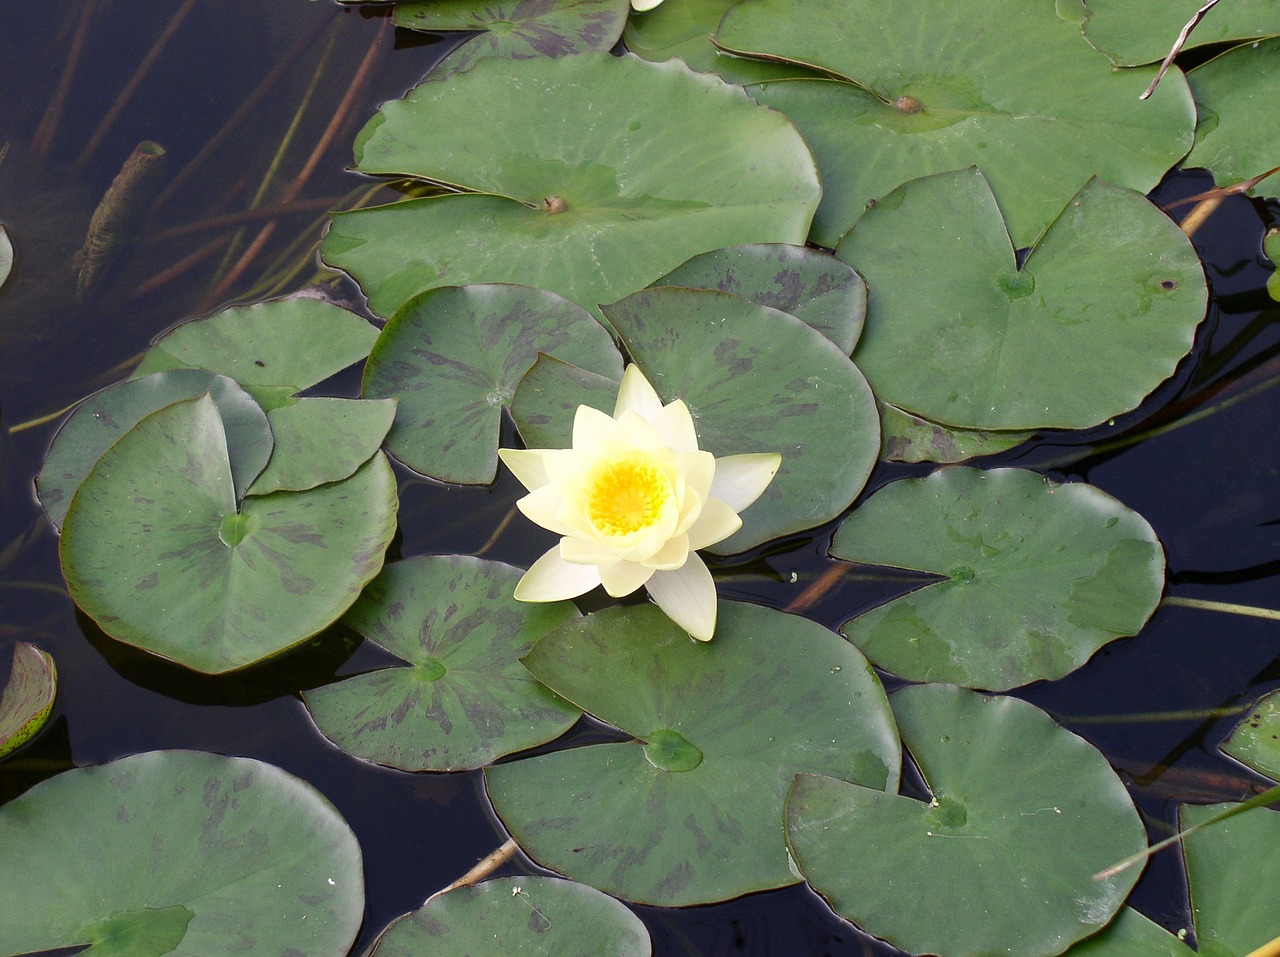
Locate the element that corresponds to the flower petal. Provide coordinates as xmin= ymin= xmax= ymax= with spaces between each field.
xmin=649 ymin=399 xmax=698 ymax=453
xmin=709 ymin=452 xmax=783 ymax=512
xmin=686 ymin=497 xmax=743 ymax=551
xmin=614 ymin=364 xmax=664 ymax=420
xmin=642 ymin=533 xmax=690 ymax=571
xmin=516 ymin=485 xmax=575 ymax=536
xmin=645 ymin=553 xmax=717 ymax=641
xmin=514 ymin=547 xmax=602 ymax=601
xmin=679 ymin=449 xmax=716 ymax=501
xmin=560 ymin=536 xmax=618 ymax=566
xmin=572 ymin=404 xmax=616 ymax=448
xmin=498 ymin=448 xmax=551 ymax=491
xmin=598 ymin=559 xmax=656 ymax=597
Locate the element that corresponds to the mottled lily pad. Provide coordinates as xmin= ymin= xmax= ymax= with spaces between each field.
xmin=831 ymin=468 xmax=1166 ymax=691
xmin=484 ymin=601 xmax=900 ymax=906
xmin=370 ymin=877 xmax=650 ymax=956
xmin=878 ymin=402 xmax=1034 ymax=464
xmin=1083 ymin=0 xmax=1280 ymax=66
xmin=247 ymin=396 xmax=396 ymax=496
xmin=0 ymin=642 xmax=56 ymax=760
xmin=304 ymin=556 xmax=581 ymax=772
xmin=786 ymin=685 xmax=1146 ymax=957
xmin=838 ymin=169 xmax=1207 ymax=431
xmin=1221 ymin=689 xmax=1280 ymax=781
xmin=509 ymin=353 xmax=623 ymax=452
xmin=1185 ymin=37 xmax=1280 ymax=191
xmin=321 ymin=53 xmax=820 ymax=320
xmin=0 ymin=750 xmax=363 ymax=957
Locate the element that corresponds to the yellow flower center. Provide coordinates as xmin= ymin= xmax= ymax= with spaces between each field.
xmin=586 ymin=457 xmax=673 ymax=537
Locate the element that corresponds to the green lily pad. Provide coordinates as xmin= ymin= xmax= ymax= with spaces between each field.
xmin=133 ymin=297 xmax=379 ymax=410
xmin=394 ymin=0 xmax=629 ymax=77
xmin=1267 ymin=229 xmax=1280 ymax=302
xmin=0 ymin=750 xmax=363 ymax=957
xmin=1221 ymin=689 xmax=1280 ymax=781
xmin=786 ymin=685 xmax=1146 ymax=957
xmin=60 ymin=395 xmax=398 ymax=674
xmin=1083 ymin=0 xmax=1280 ymax=66
xmin=838 ymin=169 xmax=1207 ymax=431
xmin=304 ymin=556 xmax=581 ymax=772
xmin=1185 ymin=37 xmax=1280 ymax=191
xmin=1064 ymin=908 xmax=1196 ymax=957
xmin=370 ymin=876 xmax=651 ymax=956
xmin=484 ymin=601 xmax=900 ymax=906
xmin=879 ymin=402 xmax=1035 ymax=464
xmin=831 ymin=468 xmax=1166 ymax=691
xmin=651 ymin=243 xmax=866 ymax=354
xmin=722 ymin=0 xmax=1194 ymax=247
xmin=362 ymin=283 xmax=622 ymax=484
xmin=509 ymin=353 xmax=624 ymax=451
xmin=37 ymin=370 xmax=274 ymax=530
xmin=0 ymin=642 xmax=57 ymax=760
xmin=321 ymin=52 xmax=820 ymax=320
xmin=0 ymin=224 xmax=11 ymax=290
xmin=247 ymin=396 xmax=396 ymax=495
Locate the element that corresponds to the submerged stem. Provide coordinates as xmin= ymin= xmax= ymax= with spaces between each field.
xmin=1163 ymin=595 xmax=1280 ymax=621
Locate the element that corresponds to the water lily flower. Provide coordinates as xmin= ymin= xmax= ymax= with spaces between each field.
xmin=499 ymin=365 xmax=781 ymax=641
xmin=631 ymin=0 xmax=665 ymax=11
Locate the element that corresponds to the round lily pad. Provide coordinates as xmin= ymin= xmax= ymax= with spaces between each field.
xmin=362 ymin=283 xmax=622 ymax=484
xmin=786 ymin=685 xmax=1146 ymax=957
xmin=0 ymin=642 xmax=56 ymax=760
xmin=831 ymin=467 xmax=1166 ymax=691
xmin=321 ymin=52 xmax=821 ymax=320
xmin=304 ymin=555 xmax=581 ymax=772
xmin=60 ymin=394 xmax=398 ymax=673
xmin=247 ymin=396 xmax=396 ymax=496
xmin=838 ymin=169 xmax=1207 ymax=431
xmin=1083 ymin=0 xmax=1280 ymax=66
xmin=1185 ymin=37 xmax=1280 ymax=191
xmin=370 ymin=876 xmax=650 ymax=956
xmin=1065 ymin=907 xmax=1197 ymax=957
xmin=1221 ymin=689 xmax=1280 ymax=781
xmin=484 ymin=601 xmax=900 ymax=906
xmin=0 ymin=750 xmax=363 ymax=957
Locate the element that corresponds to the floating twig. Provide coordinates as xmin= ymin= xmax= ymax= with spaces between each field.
xmin=1140 ymin=0 xmax=1222 ymax=100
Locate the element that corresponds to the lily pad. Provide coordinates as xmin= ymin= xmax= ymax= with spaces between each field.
xmin=1221 ymin=689 xmax=1280 ymax=781
xmin=362 ymin=283 xmax=622 ymax=484
xmin=0 ymin=642 xmax=57 ymax=760
xmin=304 ymin=556 xmax=581 ymax=772
xmin=0 ymin=224 xmax=11 ymax=290
xmin=1267 ymin=229 xmax=1280 ymax=301
xmin=321 ymin=52 xmax=821 ymax=320
xmin=0 ymin=750 xmax=363 ymax=957
xmin=1064 ymin=908 xmax=1196 ymax=957
xmin=786 ymin=685 xmax=1146 ymax=957
xmin=1083 ymin=0 xmax=1280 ymax=66
xmin=247 ymin=396 xmax=396 ymax=495
xmin=484 ymin=601 xmax=900 ymax=906
xmin=721 ymin=0 xmax=1194 ymax=247
xmin=831 ymin=467 xmax=1166 ymax=691
xmin=509 ymin=353 xmax=624 ymax=451
xmin=879 ymin=402 xmax=1035 ymax=464
xmin=838 ymin=169 xmax=1207 ymax=431
xmin=1185 ymin=37 xmax=1280 ymax=191
xmin=37 ymin=370 xmax=274 ymax=530
xmin=394 ymin=0 xmax=629 ymax=77
xmin=370 ymin=876 xmax=651 ymax=956
xmin=60 ymin=395 xmax=398 ymax=673
xmin=651 ymin=243 xmax=866 ymax=353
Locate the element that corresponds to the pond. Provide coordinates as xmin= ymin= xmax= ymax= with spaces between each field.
xmin=1 ymin=1 xmax=1279 ymax=956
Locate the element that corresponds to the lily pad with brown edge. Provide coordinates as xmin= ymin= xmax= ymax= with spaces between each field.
xmin=831 ymin=468 xmax=1166 ymax=691
xmin=0 ymin=751 xmax=364 ymax=957
xmin=320 ymin=52 xmax=821 ymax=321
xmin=246 ymin=396 xmax=396 ymax=496
xmin=837 ymin=169 xmax=1207 ymax=431
xmin=1185 ymin=37 xmax=1280 ymax=193
xmin=484 ymin=601 xmax=900 ymax=907
xmin=60 ymin=395 xmax=398 ymax=674
xmin=0 ymin=643 xmax=56 ymax=760
xmin=303 ymin=556 xmax=581 ymax=772
xmin=1221 ymin=689 xmax=1280 ymax=781
xmin=1083 ymin=0 xmax=1280 ymax=66
xmin=369 ymin=876 xmax=651 ymax=957
xmin=785 ymin=685 xmax=1147 ymax=957
xmin=361 ymin=283 xmax=622 ymax=485
xmin=877 ymin=401 xmax=1035 ymax=465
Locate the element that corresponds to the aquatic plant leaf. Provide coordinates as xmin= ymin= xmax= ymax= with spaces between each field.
xmin=878 ymin=402 xmax=1034 ymax=465
xmin=304 ymin=556 xmax=580 ymax=772
xmin=1185 ymin=38 xmax=1280 ymax=191
xmin=485 ymin=601 xmax=900 ymax=906
xmin=509 ymin=353 xmax=624 ymax=451
xmin=394 ymin=0 xmax=628 ymax=77
xmin=0 ymin=642 xmax=56 ymax=760
xmin=321 ymin=53 xmax=820 ymax=320
xmin=722 ymin=0 xmax=1194 ymax=247
xmin=60 ymin=395 xmax=397 ymax=674
xmin=1221 ymin=689 xmax=1280 ymax=781
xmin=1083 ymin=0 xmax=1280 ymax=66
xmin=370 ymin=876 xmax=650 ymax=957
xmin=838 ymin=169 xmax=1207 ymax=431
xmin=651 ymin=243 xmax=866 ymax=354
xmin=133 ymin=297 xmax=378 ymax=408
xmin=37 ymin=370 xmax=273 ymax=530
xmin=786 ymin=685 xmax=1146 ymax=957
xmin=362 ymin=284 xmax=622 ymax=484
xmin=1064 ymin=908 xmax=1196 ymax=957
xmin=831 ymin=468 xmax=1165 ymax=691
xmin=0 ymin=750 xmax=363 ymax=957
xmin=0 ymin=225 xmax=11 ymax=290
xmin=1267 ymin=229 xmax=1280 ymax=301
xmin=247 ymin=396 xmax=396 ymax=495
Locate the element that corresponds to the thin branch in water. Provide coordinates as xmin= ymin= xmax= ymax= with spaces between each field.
xmin=145 ymin=196 xmax=342 ymax=243
xmin=127 ymin=233 xmax=234 ymax=300
xmin=1172 ymin=165 xmax=1280 ymax=237
xmin=1139 ymin=0 xmax=1222 ymax=101
xmin=1163 ymin=595 xmax=1280 ymax=621
xmin=31 ymin=0 xmax=99 ymax=161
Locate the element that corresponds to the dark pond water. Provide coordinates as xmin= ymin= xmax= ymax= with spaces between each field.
xmin=1 ymin=3 xmax=1278 ymax=955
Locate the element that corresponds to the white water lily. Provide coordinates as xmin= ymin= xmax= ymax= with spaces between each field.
xmin=499 ymin=365 xmax=781 ymax=641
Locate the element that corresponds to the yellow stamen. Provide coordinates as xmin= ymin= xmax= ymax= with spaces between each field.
xmin=586 ymin=457 xmax=672 ymax=536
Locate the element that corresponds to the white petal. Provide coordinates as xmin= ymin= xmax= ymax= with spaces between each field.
xmin=679 ymin=450 xmax=715 ymax=501
xmin=572 ymin=404 xmax=616 ymax=448
xmin=498 ymin=448 xmax=551 ymax=491
xmin=649 ymin=400 xmax=698 ymax=453
xmin=614 ymin=364 xmax=664 ymax=420
xmin=631 ymin=0 xmax=664 ymax=10
xmin=709 ymin=452 xmax=782 ymax=512
xmin=598 ymin=559 xmax=656 ymax=597
xmin=516 ymin=486 xmax=575 ymax=536
xmin=642 ymin=533 xmax=690 ymax=571
xmin=685 ymin=498 xmax=743 ymax=551
xmin=645 ymin=553 xmax=717 ymax=641
xmin=560 ymin=536 xmax=618 ymax=566
xmin=514 ymin=547 xmax=601 ymax=601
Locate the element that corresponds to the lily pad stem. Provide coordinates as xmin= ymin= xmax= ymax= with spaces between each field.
xmin=1163 ymin=596 xmax=1280 ymax=622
